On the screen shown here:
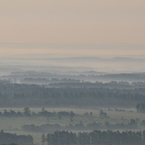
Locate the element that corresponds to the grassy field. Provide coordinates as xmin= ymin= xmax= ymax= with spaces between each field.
xmin=0 ymin=107 xmax=145 ymax=145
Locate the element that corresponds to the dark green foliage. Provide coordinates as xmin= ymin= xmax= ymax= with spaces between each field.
xmin=141 ymin=120 xmax=145 ymax=127
xmin=21 ymin=121 xmax=138 ymax=133
xmin=0 ymin=108 xmax=76 ymax=118
xmin=23 ymin=107 xmax=31 ymax=117
xmin=128 ymin=119 xmax=137 ymax=127
xmin=99 ymin=110 xmax=109 ymax=119
xmin=46 ymin=130 xmax=145 ymax=145
xmin=0 ymin=82 xmax=145 ymax=107
xmin=136 ymin=103 xmax=145 ymax=113
xmin=0 ymin=130 xmax=33 ymax=145
xmin=41 ymin=134 xmax=46 ymax=145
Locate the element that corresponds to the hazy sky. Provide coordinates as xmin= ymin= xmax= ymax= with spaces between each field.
xmin=0 ymin=0 xmax=145 ymax=57
xmin=1 ymin=0 xmax=145 ymax=44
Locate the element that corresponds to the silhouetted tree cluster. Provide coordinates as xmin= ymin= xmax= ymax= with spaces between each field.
xmin=0 ymin=107 xmax=76 ymax=118
xmin=45 ymin=130 xmax=145 ymax=145
xmin=141 ymin=120 xmax=145 ymax=127
xmin=99 ymin=110 xmax=109 ymax=119
xmin=21 ymin=119 xmax=138 ymax=133
xmin=0 ymin=130 xmax=33 ymax=145
xmin=6 ymin=71 xmax=145 ymax=83
xmin=136 ymin=103 xmax=145 ymax=113
xmin=0 ymin=82 xmax=145 ymax=107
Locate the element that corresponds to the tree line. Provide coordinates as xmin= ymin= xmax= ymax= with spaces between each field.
xmin=0 ymin=107 xmax=76 ymax=118
xmin=0 ymin=82 xmax=145 ymax=107
xmin=136 ymin=103 xmax=145 ymax=113
xmin=4 ymin=71 xmax=145 ymax=83
xmin=42 ymin=130 xmax=145 ymax=145
xmin=21 ymin=119 xmax=139 ymax=133
xmin=0 ymin=130 xmax=33 ymax=145
xmin=48 ymin=81 xmax=145 ymax=89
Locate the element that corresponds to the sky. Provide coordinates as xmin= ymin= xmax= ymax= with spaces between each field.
xmin=0 ymin=0 xmax=145 ymax=57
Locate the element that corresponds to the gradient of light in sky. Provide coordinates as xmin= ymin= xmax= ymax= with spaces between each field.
xmin=0 ymin=0 xmax=145 ymax=44
xmin=0 ymin=0 xmax=145 ymax=58
xmin=0 ymin=44 xmax=145 ymax=58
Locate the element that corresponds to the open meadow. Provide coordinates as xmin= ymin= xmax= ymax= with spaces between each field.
xmin=0 ymin=107 xmax=145 ymax=145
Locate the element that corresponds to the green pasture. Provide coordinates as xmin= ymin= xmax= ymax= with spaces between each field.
xmin=0 ymin=107 xmax=145 ymax=145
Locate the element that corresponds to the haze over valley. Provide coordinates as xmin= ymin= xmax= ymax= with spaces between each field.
xmin=0 ymin=0 xmax=145 ymax=144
